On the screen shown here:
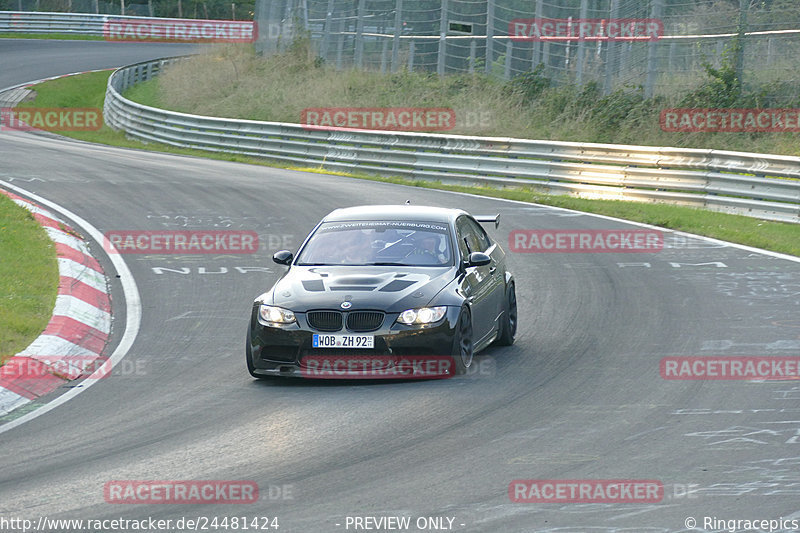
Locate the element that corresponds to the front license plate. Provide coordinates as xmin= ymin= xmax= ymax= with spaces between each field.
xmin=313 ymin=334 xmax=374 ymax=349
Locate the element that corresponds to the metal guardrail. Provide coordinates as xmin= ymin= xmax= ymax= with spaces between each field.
xmin=0 ymin=11 xmax=251 ymax=36
xmin=0 ymin=11 xmax=108 ymax=35
xmin=103 ymin=57 xmax=800 ymax=223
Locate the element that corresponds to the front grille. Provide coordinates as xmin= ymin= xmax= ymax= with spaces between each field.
xmin=307 ymin=310 xmax=342 ymax=331
xmin=346 ymin=311 xmax=385 ymax=332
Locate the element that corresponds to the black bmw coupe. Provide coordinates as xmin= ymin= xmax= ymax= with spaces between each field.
xmin=246 ymin=205 xmax=516 ymax=379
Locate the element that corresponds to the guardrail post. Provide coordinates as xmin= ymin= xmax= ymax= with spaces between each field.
xmin=603 ymin=0 xmax=619 ymax=95
xmin=735 ymin=0 xmax=748 ymax=85
xmin=256 ymin=0 xmax=283 ymax=55
xmin=281 ymin=0 xmax=293 ymax=52
xmin=575 ymin=0 xmax=588 ymax=85
xmin=485 ymin=0 xmax=495 ymax=75
xmin=355 ymin=0 xmax=365 ymax=69
xmin=767 ymin=36 xmax=774 ymax=64
xmin=668 ymin=41 xmax=676 ymax=71
xmin=504 ymin=40 xmax=512 ymax=80
xmin=322 ymin=0 xmax=334 ymax=61
xmin=620 ymin=41 xmax=631 ymax=79
xmin=381 ymin=40 xmax=389 ymax=73
xmin=336 ymin=18 xmax=345 ymax=70
xmin=408 ymin=40 xmax=415 ymax=71
xmin=437 ymin=0 xmax=448 ymax=76
xmin=645 ymin=0 xmax=663 ymax=98
xmin=469 ymin=39 xmax=476 ymax=73
xmin=532 ymin=0 xmax=542 ymax=69
xmin=391 ymin=0 xmax=403 ymax=73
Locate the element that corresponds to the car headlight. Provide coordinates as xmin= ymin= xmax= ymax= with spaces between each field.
xmin=396 ymin=306 xmax=447 ymax=325
xmin=259 ymin=305 xmax=296 ymax=324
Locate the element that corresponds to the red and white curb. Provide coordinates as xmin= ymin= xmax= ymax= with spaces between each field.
xmin=0 ymin=189 xmax=111 ymax=416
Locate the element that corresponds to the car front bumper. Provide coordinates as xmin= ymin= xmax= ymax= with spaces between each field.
xmin=248 ymin=305 xmax=460 ymax=378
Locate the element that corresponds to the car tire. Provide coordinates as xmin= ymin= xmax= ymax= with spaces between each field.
xmin=495 ymin=283 xmax=517 ymax=346
xmin=451 ymin=307 xmax=474 ymax=375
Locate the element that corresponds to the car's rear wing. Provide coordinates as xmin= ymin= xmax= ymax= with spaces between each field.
xmin=475 ymin=214 xmax=500 ymax=229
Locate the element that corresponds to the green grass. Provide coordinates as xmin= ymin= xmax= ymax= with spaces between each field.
xmin=0 ymin=32 xmax=104 ymax=40
xmin=125 ymin=77 xmax=162 ymax=108
xmin=15 ymin=70 xmax=253 ymax=152
xmin=0 ymin=193 xmax=59 ymax=362
xmin=14 ymin=71 xmax=133 ymax=146
xmin=15 ymin=66 xmax=800 ymax=258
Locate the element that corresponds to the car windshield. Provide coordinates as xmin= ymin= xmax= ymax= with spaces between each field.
xmin=296 ymin=220 xmax=453 ymax=266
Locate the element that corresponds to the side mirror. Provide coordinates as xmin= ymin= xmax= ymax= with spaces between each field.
xmin=466 ymin=251 xmax=491 ymax=267
xmin=272 ymin=250 xmax=293 ymax=265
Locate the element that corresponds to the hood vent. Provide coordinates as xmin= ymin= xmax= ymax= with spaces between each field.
xmin=302 ymin=280 xmax=325 ymax=292
xmin=379 ymin=279 xmax=416 ymax=292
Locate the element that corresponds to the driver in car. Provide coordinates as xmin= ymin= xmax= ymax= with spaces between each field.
xmin=340 ymin=230 xmax=375 ymax=264
xmin=407 ymin=234 xmax=446 ymax=265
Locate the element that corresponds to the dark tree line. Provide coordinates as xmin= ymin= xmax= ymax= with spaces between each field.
xmin=1 ymin=0 xmax=255 ymax=19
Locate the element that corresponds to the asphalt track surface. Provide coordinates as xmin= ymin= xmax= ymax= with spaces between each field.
xmin=0 ymin=39 xmax=201 ymax=89
xmin=1 ymin=40 xmax=800 ymax=533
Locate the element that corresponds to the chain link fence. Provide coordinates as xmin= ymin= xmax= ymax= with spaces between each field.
xmin=254 ymin=0 xmax=800 ymax=98
xmin=4 ymin=0 xmax=799 ymax=100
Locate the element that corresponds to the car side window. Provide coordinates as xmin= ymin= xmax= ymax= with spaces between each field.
xmin=455 ymin=218 xmax=472 ymax=260
xmin=464 ymin=218 xmax=492 ymax=252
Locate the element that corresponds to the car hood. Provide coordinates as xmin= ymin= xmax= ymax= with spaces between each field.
xmin=265 ymin=265 xmax=455 ymax=313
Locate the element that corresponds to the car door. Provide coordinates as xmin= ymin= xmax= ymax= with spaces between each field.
xmin=463 ymin=216 xmax=505 ymax=334
xmin=455 ymin=216 xmax=497 ymax=343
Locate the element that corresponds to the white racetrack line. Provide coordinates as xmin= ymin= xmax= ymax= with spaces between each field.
xmin=444 ymin=188 xmax=800 ymax=263
xmin=0 ymin=180 xmax=141 ymax=435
